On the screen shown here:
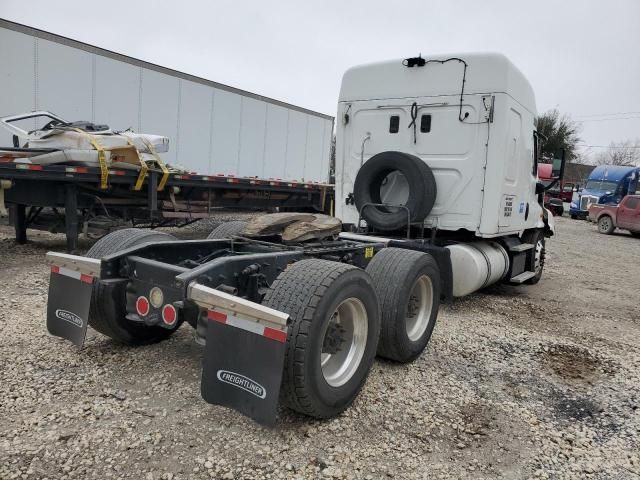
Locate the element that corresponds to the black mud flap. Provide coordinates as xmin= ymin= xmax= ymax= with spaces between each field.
xmin=46 ymin=267 xmax=94 ymax=347
xmin=201 ymin=309 xmax=288 ymax=426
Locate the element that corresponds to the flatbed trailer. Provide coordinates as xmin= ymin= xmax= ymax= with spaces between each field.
xmin=0 ymin=158 xmax=333 ymax=251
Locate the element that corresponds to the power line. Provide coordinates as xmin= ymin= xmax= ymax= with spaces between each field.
xmin=575 ymin=110 xmax=640 ymax=119
xmin=577 ymin=144 xmax=640 ymax=149
xmin=577 ymin=116 xmax=640 ymax=123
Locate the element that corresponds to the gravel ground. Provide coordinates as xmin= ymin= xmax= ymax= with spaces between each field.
xmin=0 ymin=216 xmax=639 ymax=479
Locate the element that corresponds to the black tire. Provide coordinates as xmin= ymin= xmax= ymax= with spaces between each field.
xmin=87 ymin=228 xmax=176 ymax=258
xmin=206 ymin=221 xmax=248 ymax=239
xmin=570 ymin=214 xmax=577 ymax=220
xmin=597 ymin=216 xmax=615 ymax=235
xmin=522 ymin=229 xmax=545 ymax=285
xmin=262 ymin=259 xmax=380 ymax=418
xmin=630 ymin=231 xmax=640 ymax=238
xmin=366 ymin=248 xmax=441 ymax=362
xmin=354 ymin=151 xmax=437 ymax=231
xmin=86 ymin=228 xmax=180 ymax=344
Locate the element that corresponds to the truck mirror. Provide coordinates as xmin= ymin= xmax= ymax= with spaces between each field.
xmin=551 ymin=149 xmax=566 ymax=180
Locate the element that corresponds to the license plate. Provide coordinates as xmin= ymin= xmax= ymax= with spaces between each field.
xmin=46 ymin=266 xmax=94 ymax=347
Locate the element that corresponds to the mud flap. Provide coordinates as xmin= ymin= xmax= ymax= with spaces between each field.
xmin=201 ymin=309 xmax=288 ymax=426
xmin=46 ymin=267 xmax=94 ymax=346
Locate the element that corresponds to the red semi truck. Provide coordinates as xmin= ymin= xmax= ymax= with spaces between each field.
xmin=538 ymin=163 xmax=575 ymax=203
xmin=537 ymin=163 xmax=573 ymax=216
xmin=588 ymin=194 xmax=640 ymax=236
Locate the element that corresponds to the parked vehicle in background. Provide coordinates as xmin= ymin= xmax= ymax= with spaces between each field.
xmin=538 ymin=163 xmax=575 ymax=203
xmin=538 ymin=163 xmax=568 ymax=216
xmin=570 ymin=165 xmax=640 ymax=219
xmin=588 ymin=194 xmax=640 ymax=236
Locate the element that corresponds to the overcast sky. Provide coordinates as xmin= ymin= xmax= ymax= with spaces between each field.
xmin=1 ymin=0 xmax=639 ymax=161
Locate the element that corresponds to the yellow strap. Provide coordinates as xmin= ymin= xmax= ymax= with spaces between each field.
xmin=73 ymin=128 xmax=108 ymax=189
xmin=141 ymin=138 xmax=170 ymax=192
xmin=122 ymin=136 xmax=148 ymax=191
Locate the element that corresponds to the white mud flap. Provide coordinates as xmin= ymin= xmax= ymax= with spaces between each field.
xmin=45 ymin=253 xmax=101 ymax=347
xmin=188 ymin=283 xmax=289 ymax=426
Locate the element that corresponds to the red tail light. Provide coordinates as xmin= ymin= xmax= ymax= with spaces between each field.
xmin=162 ymin=304 xmax=177 ymax=326
xmin=136 ymin=296 xmax=150 ymax=316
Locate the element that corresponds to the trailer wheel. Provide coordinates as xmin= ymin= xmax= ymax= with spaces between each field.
xmin=207 ymin=221 xmax=248 ymax=239
xmin=597 ymin=216 xmax=615 ymax=235
xmin=521 ymin=229 xmax=545 ymax=285
xmin=86 ymin=229 xmax=180 ymax=344
xmin=262 ymin=259 xmax=380 ymax=418
xmin=365 ymin=248 xmax=440 ymax=362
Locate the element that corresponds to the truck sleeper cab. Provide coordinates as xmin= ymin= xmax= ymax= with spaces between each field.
xmin=45 ymin=53 xmax=561 ymax=425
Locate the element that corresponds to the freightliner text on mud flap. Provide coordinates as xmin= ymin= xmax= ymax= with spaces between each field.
xmin=188 ymin=283 xmax=290 ymax=426
xmin=46 ymin=252 xmax=101 ymax=347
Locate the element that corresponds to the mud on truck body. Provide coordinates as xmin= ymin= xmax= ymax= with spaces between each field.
xmin=46 ymin=53 xmax=563 ymax=425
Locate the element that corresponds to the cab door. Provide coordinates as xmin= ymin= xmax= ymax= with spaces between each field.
xmin=617 ymin=196 xmax=640 ymax=229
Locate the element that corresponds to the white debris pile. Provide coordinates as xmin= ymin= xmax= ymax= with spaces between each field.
xmin=1 ymin=111 xmax=169 ymax=170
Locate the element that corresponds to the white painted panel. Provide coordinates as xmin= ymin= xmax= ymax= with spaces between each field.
xmin=285 ymin=111 xmax=308 ymax=181
xmin=140 ymin=68 xmax=179 ymax=165
xmin=238 ymin=97 xmax=267 ymax=177
xmin=0 ymin=28 xmax=34 ymax=145
xmin=210 ymin=89 xmax=241 ymax=175
xmin=303 ymin=116 xmax=326 ymax=182
xmin=321 ymin=119 xmax=333 ymax=183
xmin=263 ymin=105 xmax=289 ymax=179
xmin=36 ymin=39 xmax=92 ymax=122
xmin=0 ymin=23 xmax=332 ymax=182
xmin=94 ymin=56 xmax=139 ymax=132
xmin=176 ymin=80 xmax=212 ymax=174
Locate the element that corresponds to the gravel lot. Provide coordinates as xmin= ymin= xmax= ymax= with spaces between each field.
xmin=1 ymin=216 xmax=639 ymax=479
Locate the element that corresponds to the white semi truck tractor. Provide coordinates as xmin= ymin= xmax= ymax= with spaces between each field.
xmin=44 ymin=53 xmax=562 ymax=425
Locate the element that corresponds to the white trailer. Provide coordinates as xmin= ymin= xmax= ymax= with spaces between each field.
xmin=0 ymin=19 xmax=333 ymax=183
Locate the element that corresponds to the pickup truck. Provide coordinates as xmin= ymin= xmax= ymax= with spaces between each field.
xmin=588 ymin=194 xmax=640 ymax=236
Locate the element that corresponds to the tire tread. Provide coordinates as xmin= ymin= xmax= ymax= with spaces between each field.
xmin=366 ymin=248 xmax=439 ymax=360
xmin=262 ymin=259 xmax=369 ymax=417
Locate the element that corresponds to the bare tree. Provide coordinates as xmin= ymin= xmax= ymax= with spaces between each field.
xmin=594 ymin=139 xmax=640 ymax=166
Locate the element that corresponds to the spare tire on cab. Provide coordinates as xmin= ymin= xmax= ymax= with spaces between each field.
xmin=353 ymin=151 xmax=437 ymax=231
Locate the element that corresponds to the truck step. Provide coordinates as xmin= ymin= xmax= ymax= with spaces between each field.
xmin=510 ymin=271 xmax=537 ymax=283
xmin=508 ymin=243 xmax=535 ymax=252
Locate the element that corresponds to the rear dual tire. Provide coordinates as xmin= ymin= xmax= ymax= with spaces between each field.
xmin=366 ymin=248 xmax=441 ymax=362
xmin=86 ymin=228 xmax=182 ymax=344
xmin=263 ymin=259 xmax=381 ymax=418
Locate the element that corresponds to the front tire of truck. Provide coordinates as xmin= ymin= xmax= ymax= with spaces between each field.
xmin=86 ymin=228 xmax=181 ymax=344
xmin=262 ymin=259 xmax=380 ymax=418
xmin=365 ymin=248 xmax=441 ymax=362
xmin=597 ymin=216 xmax=615 ymax=235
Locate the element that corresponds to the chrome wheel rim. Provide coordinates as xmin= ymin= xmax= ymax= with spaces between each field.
xmin=321 ymin=298 xmax=368 ymax=388
xmin=534 ymin=239 xmax=544 ymax=272
xmin=405 ymin=275 xmax=434 ymax=341
xmin=599 ymin=218 xmax=610 ymax=233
